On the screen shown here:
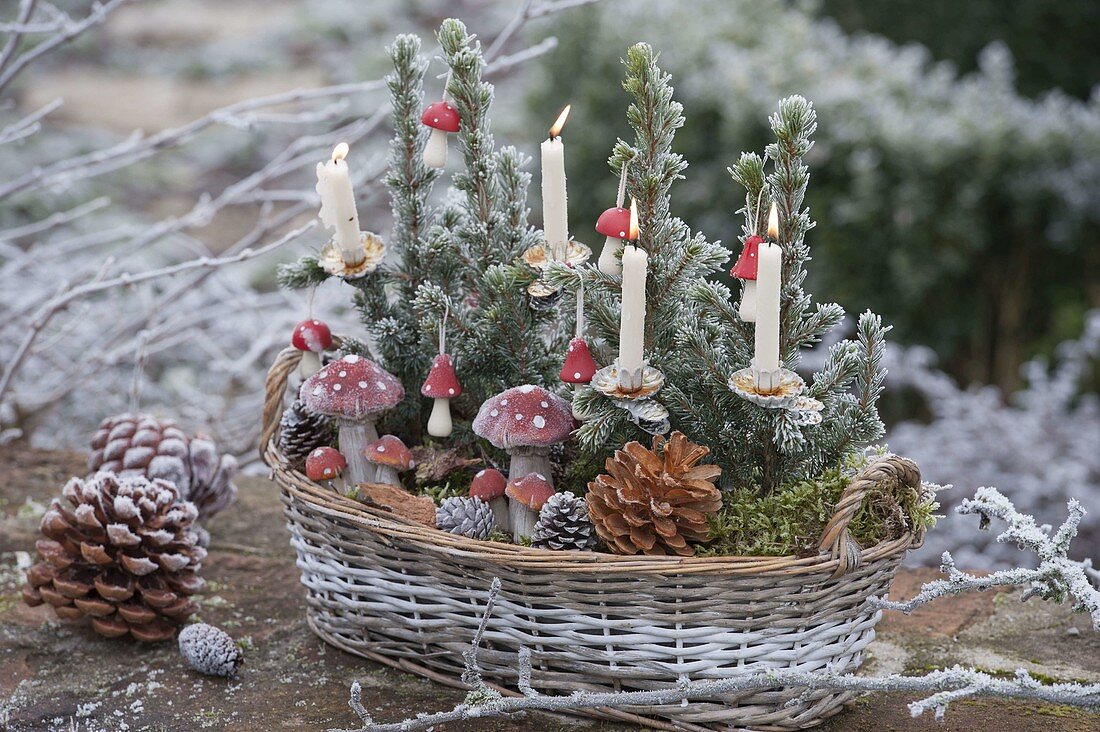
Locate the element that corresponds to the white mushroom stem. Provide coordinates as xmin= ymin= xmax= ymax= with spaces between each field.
xmin=374 ymin=464 xmax=400 ymax=487
xmin=427 ymin=397 xmax=453 ymax=437
xmin=507 ymin=446 xmax=554 ymax=539
xmin=297 ymin=351 xmax=322 ymax=379
xmin=488 ymin=497 xmax=510 ymax=532
xmin=423 ymin=128 xmax=448 ymax=168
xmin=597 ymin=235 xmax=622 ymax=276
xmin=338 ymin=419 xmax=379 ymax=486
xmin=738 ymin=280 xmax=757 ymax=322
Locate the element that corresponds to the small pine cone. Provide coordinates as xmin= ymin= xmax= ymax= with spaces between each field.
xmin=22 ymin=472 xmax=206 ymax=642
xmin=277 ymin=399 xmax=335 ymax=470
xmin=531 ymin=492 xmax=598 ymax=551
xmin=436 ymin=497 xmax=494 ymax=540
xmin=179 ymin=623 xmax=243 ymax=677
xmin=88 ymin=413 xmax=237 ymax=522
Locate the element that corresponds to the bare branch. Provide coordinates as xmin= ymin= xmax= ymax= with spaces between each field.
xmin=0 ymin=0 xmax=38 ymax=79
xmin=0 ymin=96 xmax=60 ymax=145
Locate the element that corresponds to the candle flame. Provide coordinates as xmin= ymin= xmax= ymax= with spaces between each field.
xmin=549 ymin=104 xmax=571 ymax=138
xmin=331 ymin=142 xmax=349 ymax=163
xmin=628 ymin=198 xmax=640 ymax=240
xmin=767 ymin=202 xmax=779 ymax=239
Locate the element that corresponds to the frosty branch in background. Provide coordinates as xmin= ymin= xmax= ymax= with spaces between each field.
xmin=338 ymin=531 xmax=1100 ymax=732
xmin=874 ymin=486 xmax=1100 ymax=628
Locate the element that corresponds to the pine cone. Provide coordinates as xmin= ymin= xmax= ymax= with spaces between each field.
xmin=277 ymin=399 xmax=335 ymax=470
xmin=531 ymin=492 xmax=597 ymax=551
xmin=587 ymin=432 xmax=722 ymax=556
xmin=22 ymin=472 xmax=206 ymax=642
xmin=179 ymin=623 xmax=243 ymax=677
xmin=436 ymin=496 xmax=494 ymax=540
xmin=88 ymin=413 xmax=238 ymax=522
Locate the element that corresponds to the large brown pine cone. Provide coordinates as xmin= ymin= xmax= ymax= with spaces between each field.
xmin=88 ymin=414 xmax=237 ymax=522
xmin=22 ymin=472 xmax=206 ymax=642
xmin=587 ymin=431 xmax=722 ymax=556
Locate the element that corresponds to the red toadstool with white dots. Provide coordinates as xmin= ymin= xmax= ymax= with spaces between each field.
xmin=421 ymin=101 xmax=460 ymax=169
xmin=291 ymin=319 xmax=333 ymax=378
xmin=469 ymin=467 xmax=509 ymax=532
xmin=472 ymin=385 xmax=573 ymax=539
xmin=730 ymin=234 xmax=764 ymax=322
xmin=560 ymin=338 xmax=598 ymax=385
xmin=305 ymin=446 xmax=347 ymax=492
xmin=301 ymin=354 xmax=404 ymax=486
xmin=421 ymin=354 xmax=462 ymax=438
xmin=364 ymin=435 xmax=414 ymax=487
xmin=595 ymin=206 xmax=632 ymax=276
xmin=505 ymin=473 xmax=556 ymax=539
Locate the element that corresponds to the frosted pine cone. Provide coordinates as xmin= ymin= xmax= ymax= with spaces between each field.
xmin=277 ymin=399 xmax=335 ymax=470
xmin=531 ymin=492 xmax=598 ymax=551
xmin=22 ymin=472 xmax=206 ymax=642
xmin=436 ymin=496 xmax=494 ymax=540
xmin=88 ymin=414 xmax=237 ymax=522
xmin=179 ymin=623 xmax=243 ymax=677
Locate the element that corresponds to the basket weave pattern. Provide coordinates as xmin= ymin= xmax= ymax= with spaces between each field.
xmin=262 ymin=345 xmax=925 ymax=732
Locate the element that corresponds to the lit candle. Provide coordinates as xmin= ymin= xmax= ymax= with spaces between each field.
xmin=754 ymin=203 xmax=782 ymax=380
xmin=541 ymin=105 xmax=571 ymax=261
xmin=618 ymin=200 xmax=646 ymax=380
xmin=315 ymin=143 xmax=364 ymax=266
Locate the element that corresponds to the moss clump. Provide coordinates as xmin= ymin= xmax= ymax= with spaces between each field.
xmin=698 ymin=453 xmax=938 ymax=557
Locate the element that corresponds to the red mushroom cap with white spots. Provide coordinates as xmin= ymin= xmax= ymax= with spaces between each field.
xmin=421 ymin=354 xmax=462 ymax=399
xmin=469 ymin=468 xmax=507 ymax=501
xmin=730 ymin=235 xmax=764 ymax=280
xmin=421 ymin=101 xmax=460 ymax=132
xmin=291 ymin=319 xmax=333 ymax=353
xmin=364 ymin=435 xmax=414 ymax=470
xmin=559 ymin=337 xmax=598 ymax=384
xmin=305 ymin=447 xmax=346 ymax=482
xmin=505 ymin=473 xmax=555 ymax=511
xmin=595 ymin=207 xmax=631 ymax=239
xmin=301 ymin=354 xmax=404 ymax=421
xmin=472 ymin=385 xmax=573 ymax=450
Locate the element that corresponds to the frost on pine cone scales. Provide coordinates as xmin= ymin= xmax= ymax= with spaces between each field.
xmin=277 ymin=399 xmax=335 ymax=469
xmin=532 ymin=492 xmax=597 ymax=551
xmin=22 ymin=473 xmax=205 ymax=641
xmin=88 ymin=414 xmax=238 ymax=521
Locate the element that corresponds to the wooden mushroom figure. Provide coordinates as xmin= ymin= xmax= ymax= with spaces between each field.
xmin=730 ymin=234 xmax=764 ymax=322
xmin=305 ymin=446 xmax=347 ymax=494
xmin=364 ymin=435 xmax=414 ymax=487
xmin=505 ymin=473 xmax=555 ymax=540
xmin=421 ymin=101 xmax=460 ymax=168
xmin=291 ymin=319 xmax=333 ymax=378
xmin=301 ymin=354 xmax=404 ymax=487
xmin=469 ymin=467 xmax=509 ymax=532
xmin=472 ymin=385 xmax=573 ymax=540
xmin=421 ymin=354 xmax=461 ymax=438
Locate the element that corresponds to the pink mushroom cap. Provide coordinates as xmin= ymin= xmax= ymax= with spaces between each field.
xmin=291 ymin=319 xmax=333 ymax=352
xmin=472 ymin=385 xmax=573 ymax=450
xmin=560 ymin=337 xmax=598 ymax=384
xmin=421 ymin=353 xmax=462 ymax=399
xmin=364 ymin=435 xmax=415 ymax=471
xmin=421 ymin=101 xmax=460 ymax=132
xmin=595 ymin=206 xmax=631 ymax=239
xmin=305 ymin=447 xmax=346 ymax=482
xmin=505 ymin=473 xmax=555 ymax=511
xmin=730 ymin=235 xmax=764 ymax=281
xmin=301 ymin=354 xmax=404 ymax=422
xmin=469 ymin=468 xmax=507 ymax=501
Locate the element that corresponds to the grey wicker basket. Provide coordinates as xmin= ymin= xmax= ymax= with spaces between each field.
xmin=261 ymin=344 xmax=926 ymax=732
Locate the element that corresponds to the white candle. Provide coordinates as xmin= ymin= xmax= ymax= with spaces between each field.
xmin=315 ymin=143 xmax=363 ymax=266
xmin=618 ymin=200 xmax=646 ymax=377
xmin=754 ymin=203 xmax=782 ymax=376
xmin=541 ymin=105 xmax=571 ymax=261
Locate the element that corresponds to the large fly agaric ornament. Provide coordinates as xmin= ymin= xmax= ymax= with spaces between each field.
xmin=291 ymin=319 xmax=333 ymax=378
xmin=301 ymin=354 xmax=404 ymax=486
xmin=472 ymin=385 xmax=573 ymax=539
xmin=421 ymin=100 xmax=460 ymax=168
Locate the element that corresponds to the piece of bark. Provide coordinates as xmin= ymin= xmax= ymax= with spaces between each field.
xmin=410 ymin=446 xmax=482 ymax=483
xmin=353 ymin=483 xmax=437 ymax=527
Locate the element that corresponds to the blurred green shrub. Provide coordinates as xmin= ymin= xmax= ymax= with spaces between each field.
xmin=523 ymin=0 xmax=1100 ymax=391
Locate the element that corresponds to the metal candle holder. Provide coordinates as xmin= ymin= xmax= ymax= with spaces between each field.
xmin=592 ymin=359 xmax=664 ymax=400
xmin=521 ymin=238 xmax=592 ymax=270
xmin=318 ymin=231 xmax=386 ymax=280
xmin=728 ymin=360 xmax=806 ymax=409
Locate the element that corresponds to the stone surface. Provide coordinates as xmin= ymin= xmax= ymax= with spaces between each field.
xmin=2 ymin=445 xmax=1099 ymax=731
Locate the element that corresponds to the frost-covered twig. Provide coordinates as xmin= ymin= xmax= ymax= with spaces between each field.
xmin=0 ymin=96 xmax=59 ymax=145
xmin=873 ymin=488 xmax=1100 ymax=628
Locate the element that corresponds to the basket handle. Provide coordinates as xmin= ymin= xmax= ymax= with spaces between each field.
xmin=816 ymin=455 xmax=922 ymax=578
xmin=260 ymin=336 xmax=347 ymax=456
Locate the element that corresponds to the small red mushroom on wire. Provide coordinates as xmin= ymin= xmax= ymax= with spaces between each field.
xmin=560 ymin=277 xmax=598 ymax=419
xmin=731 ymin=192 xmax=773 ymax=322
xmin=505 ymin=473 xmax=556 ymax=539
xmin=364 ymin=435 xmax=414 ymax=487
xmin=595 ymin=159 xmax=633 ymax=275
xmin=421 ymin=101 xmax=460 ymax=168
xmin=305 ymin=446 xmax=347 ymax=493
xmin=291 ymin=318 xmax=333 ymax=378
xmin=421 ymin=311 xmax=461 ymax=437
xmin=469 ymin=467 xmax=509 ymax=532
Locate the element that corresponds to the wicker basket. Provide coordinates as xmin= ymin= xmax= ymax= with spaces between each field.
xmin=261 ymin=345 xmax=926 ymax=732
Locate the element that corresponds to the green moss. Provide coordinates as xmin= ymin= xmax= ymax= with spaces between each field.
xmin=698 ymin=454 xmax=938 ymax=557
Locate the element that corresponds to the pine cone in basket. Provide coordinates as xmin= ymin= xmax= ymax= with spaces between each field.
xmin=531 ymin=491 xmax=597 ymax=551
xmin=88 ymin=413 xmax=238 ymax=522
xmin=277 ymin=398 xmax=335 ymax=470
xmin=22 ymin=472 xmax=206 ymax=642
xmin=436 ymin=496 xmax=494 ymax=540
xmin=587 ymin=431 xmax=722 ymax=556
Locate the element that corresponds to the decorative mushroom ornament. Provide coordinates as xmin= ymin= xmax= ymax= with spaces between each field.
xmin=291 ymin=319 xmax=333 ymax=378
xmin=560 ymin=278 xmax=598 ymax=418
xmin=595 ymin=160 xmax=632 ymax=275
xmin=305 ymin=446 xmax=347 ymax=493
xmin=421 ymin=100 xmax=460 ymax=168
xmin=730 ymin=235 xmax=763 ymax=322
xmin=421 ymin=313 xmax=461 ymax=437
xmin=469 ymin=467 xmax=509 ymax=532
xmin=505 ymin=473 xmax=556 ymax=540
xmin=364 ymin=435 xmax=414 ymax=487
xmin=301 ymin=354 xmax=404 ymax=486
